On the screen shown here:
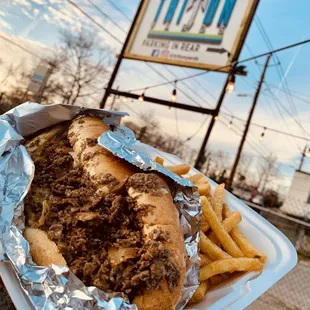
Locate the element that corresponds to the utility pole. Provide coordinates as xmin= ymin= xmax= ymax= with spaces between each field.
xmin=226 ymin=54 xmax=271 ymax=191
xmin=194 ymin=74 xmax=231 ymax=170
xmin=299 ymin=145 xmax=309 ymax=171
xmin=99 ymin=1 xmax=145 ymax=109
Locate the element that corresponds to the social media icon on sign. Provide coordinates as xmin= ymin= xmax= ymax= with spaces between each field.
xmin=151 ymin=49 xmax=160 ymax=57
xmin=160 ymin=50 xmax=170 ymax=58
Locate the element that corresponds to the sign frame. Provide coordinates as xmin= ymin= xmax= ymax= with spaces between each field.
xmin=123 ymin=0 xmax=259 ymax=73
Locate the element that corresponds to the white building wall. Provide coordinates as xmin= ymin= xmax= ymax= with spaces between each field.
xmin=281 ymin=171 xmax=310 ymax=219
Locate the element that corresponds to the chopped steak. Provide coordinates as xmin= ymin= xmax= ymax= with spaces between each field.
xmin=97 ymin=173 xmax=120 ymax=188
xmin=149 ymin=228 xmax=171 ymax=242
xmin=24 ymin=124 xmax=181 ymax=302
xmin=126 ymin=173 xmax=163 ymax=195
xmin=86 ymin=137 xmax=97 ymax=147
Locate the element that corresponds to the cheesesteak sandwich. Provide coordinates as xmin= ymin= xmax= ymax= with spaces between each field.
xmin=23 ymin=115 xmax=186 ymax=310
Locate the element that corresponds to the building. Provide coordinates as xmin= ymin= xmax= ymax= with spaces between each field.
xmin=281 ymin=170 xmax=310 ymax=220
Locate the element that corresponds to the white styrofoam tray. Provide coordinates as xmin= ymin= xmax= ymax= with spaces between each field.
xmin=0 ymin=142 xmax=297 ymax=310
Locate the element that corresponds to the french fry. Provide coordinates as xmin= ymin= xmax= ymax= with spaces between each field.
xmin=222 ymin=203 xmax=231 ymax=219
xmin=230 ymin=227 xmax=267 ymax=263
xmin=212 ymin=184 xmax=225 ymax=221
xmin=200 ymin=231 xmax=231 ymax=260
xmin=187 ymin=173 xmax=204 ymax=184
xmin=200 ymin=254 xmax=212 ymax=267
xmin=197 ymin=183 xmax=211 ymax=196
xmin=201 ymin=196 xmax=211 ymax=232
xmin=201 ymin=220 xmax=210 ymax=233
xmin=167 ymin=164 xmax=190 ymax=176
xmin=195 ymin=177 xmax=209 ymax=185
xmin=209 ymin=275 xmax=223 ymax=286
xmin=201 ymin=197 xmax=244 ymax=258
xmin=155 ymin=156 xmax=164 ymax=165
xmin=208 ymin=211 xmax=242 ymax=244
xmin=188 ymin=281 xmax=208 ymax=304
xmin=200 ymin=258 xmax=263 ymax=282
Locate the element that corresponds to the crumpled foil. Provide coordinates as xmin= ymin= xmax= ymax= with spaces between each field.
xmin=0 ymin=102 xmax=201 ymax=310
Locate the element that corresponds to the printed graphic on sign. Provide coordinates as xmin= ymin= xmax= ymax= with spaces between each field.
xmin=150 ymin=0 xmax=236 ymax=44
xmin=28 ymin=65 xmax=50 ymax=95
xmin=125 ymin=0 xmax=258 ymax=71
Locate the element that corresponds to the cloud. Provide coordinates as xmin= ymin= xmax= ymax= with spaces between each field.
xmin=21 ymin=7 xmax=35 ymax=19
xmin=12 ymin=0 xmax=31 ymax=8
xmin=0 ymin=18 xmax=11 ymax=30
xmin=31 ymin=0 xmax=45 ymax=4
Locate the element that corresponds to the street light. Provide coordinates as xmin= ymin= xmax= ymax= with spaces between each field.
xmin=226 ymin=74 xmax=235 ymax=93
xmin=171 ymin=80 xmax=177 ymax=102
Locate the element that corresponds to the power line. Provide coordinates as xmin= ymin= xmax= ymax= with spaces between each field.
xmin=104 ymin=0 xmax=132 ymax=22
xmin=265 ymin=83 xmax=310 ymax=105
xmin=145 ymin=62 xmax=204 ymax=109
xmin=243 ymin=43 xmax=307 ymax=148
xmin=255 ymin=17 xmax=301 ymax=122
xmin=263 ymin=85 xmax=309 ymax=138
xmin=74 ymin=0 xmax=207 ymax=111
xmin=219 ymin=111 xmax=310 ymax=141
xmin=93 ymin=0 xmax=209 ymax=112
xmin=179 ymin=66 xmax=236 ymax=114
xmin=165 ymin=66 xmax=213 ymax=108
xmin=89 ymin=0 xmax=230 ymax=144
xmin=66 ymin=0 xmax=122 ymax=44
xmin=78 ymin=0 xmax=213 ymax=142
xmin=219 ymin=120 xmax=292 ymax=176
xmin=218 ymin=119 xmax=268 ymax=159
xmin=99 ymin=0 xmax=302 ymax=170
xmin=79 ymin=0 xmax=310 ymax=126
xmin=86 ymin=0 xmax=128 ymax=35
xmin=186 ymin=116 xmax=209 ymax=141
xmin=0 ymin=34 xmax=43 ymax=61
xmin=243 ymin=77 xmax=306 ymax=149
xmin=68 ymin=1 xmax=309 ymax=151
xmin=126 ymin=39 xmax=310 ymax=92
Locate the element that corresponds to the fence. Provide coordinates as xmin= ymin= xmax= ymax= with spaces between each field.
xmin=244 ymin=199 xmax=310 ymax=257
xmin=245 ymin=200 xmax=310 ymax=310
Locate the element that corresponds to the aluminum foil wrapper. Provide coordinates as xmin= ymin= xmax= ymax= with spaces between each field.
xmin=0 ymin=102 xmax=201 ymax=310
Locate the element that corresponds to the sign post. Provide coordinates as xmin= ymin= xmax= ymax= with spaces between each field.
xmin=99 ymin=1 xmax=146 ymax=109
xmin=101 ymin=0 xmax=260 ymax=170
xmin=101 ymin=0 xmax=259 ymax=109
xmin=28 ymin=65 xmax=51 ymax=103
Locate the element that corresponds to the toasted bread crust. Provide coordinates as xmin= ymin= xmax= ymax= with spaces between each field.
xmin=68 ymin=116 xmax=135 ymax=194
xmin=24 ymin=227 xmax=67 ymax=267
xmin=128 ymin=174 xmax=186 ymax=309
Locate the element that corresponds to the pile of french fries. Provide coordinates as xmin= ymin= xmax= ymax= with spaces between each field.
xmin=155 ymin=157 xmax=267 ymax=304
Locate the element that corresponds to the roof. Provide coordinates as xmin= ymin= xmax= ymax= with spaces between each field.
xmin=296 ymin=170 xmax=310 ymax=176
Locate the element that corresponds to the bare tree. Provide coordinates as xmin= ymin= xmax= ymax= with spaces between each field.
xmin=124 ymin=112 xmax=192 ymax=159
xmin=256 ymin=154 xmax=278 ymax=194
xmin=0 ymin=59 xmax=35 ymax=114
xmin=0 ymin=64 xmax=14 ymax=89
xmin=42 ymin=30 xmax=110 ymax=106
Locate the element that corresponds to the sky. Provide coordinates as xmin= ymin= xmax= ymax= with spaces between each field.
xmin=0 ymin=0 xmax=310 ymax=194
